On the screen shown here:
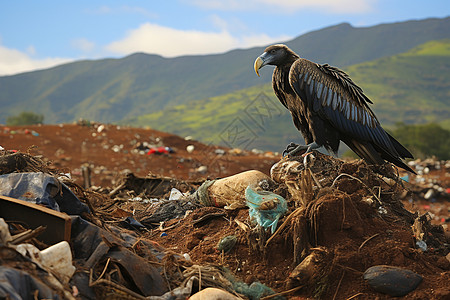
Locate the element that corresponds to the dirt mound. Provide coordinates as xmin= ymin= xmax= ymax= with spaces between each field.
xmin=0 ymin=123 xmax=280 ymax=187
xmin=108 ymin=152 xmax=449 ymax=299
xmin=0 ymin=125 xmax=449 ymax=299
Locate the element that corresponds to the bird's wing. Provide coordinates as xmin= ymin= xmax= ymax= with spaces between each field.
xmin=289 ymin=59 xmax=397 ymax=155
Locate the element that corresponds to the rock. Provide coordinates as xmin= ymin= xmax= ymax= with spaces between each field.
xmin=217 ymin=235 xmax=237 ymax=253
xmin=363 ymin=265 xmax=422 ymax=297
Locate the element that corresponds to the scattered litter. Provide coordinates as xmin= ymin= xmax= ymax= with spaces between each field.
xmin=214 ymin=149 xmax=226 ymax=155
xmin=147 ymin=146 xmax=174 ymax=155
xmin=194 ymin=170 xmax=274 ymax=209
xmin=245 ymin=185 xmax=287 ymax=233
xmin=186 ymin=145 xmax=195 ymax=153
xmin=169 ymin=187 xmax=186 ymax=200
xmin=195 ymin=165 xmax=208 ymax=174
xmin=0 ymin=129 xmax=448 ymax=299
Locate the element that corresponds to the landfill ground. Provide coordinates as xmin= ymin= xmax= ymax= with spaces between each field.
xmin=1 ymin=123 xmax=449 ymax=300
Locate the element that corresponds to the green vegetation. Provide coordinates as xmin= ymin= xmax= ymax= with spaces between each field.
xmin=344 ymin=39 xmax=450 ymax=126
xmin=127 ymin=39 xmax=450 ymax=152
xmin=391 ymin=123 xmax=450 ymax=160
xmin=0 ymin=17 xmax=449 ymax=125
xmin=6 ymin=111 xmax=44 ymax=126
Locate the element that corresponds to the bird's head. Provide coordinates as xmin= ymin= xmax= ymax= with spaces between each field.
xmin=254 ymin=44 xmax=299 ymax=76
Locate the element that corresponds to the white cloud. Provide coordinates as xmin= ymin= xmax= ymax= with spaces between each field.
xmin=0 ymin=44 xmax=73 ymax=76
xmin=71 ymin=38 xmax=96 ymax=53
xmin=187 ymin=0 xmax=375 ymax=14
xmin=106 ymin=22 xmax=291 ymax=57
xmin=26 ymin=45 xmax=36 ymax=55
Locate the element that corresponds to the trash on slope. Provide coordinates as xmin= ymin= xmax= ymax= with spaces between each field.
xmin=0 ymin=148 xmax=448 ymax=299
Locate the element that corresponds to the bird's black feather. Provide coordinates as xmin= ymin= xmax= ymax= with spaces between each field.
xmin=258 ymin=44 xmax=414 ymax=173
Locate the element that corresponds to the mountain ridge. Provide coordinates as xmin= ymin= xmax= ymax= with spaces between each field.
xmin=127 ymin=39 xmax=450 ymax=151
xmin=0 ymin=16 xmax=449 ymax=125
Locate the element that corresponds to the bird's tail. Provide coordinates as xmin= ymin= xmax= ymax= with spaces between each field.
xmin=386 ymin=132 xmax=414 ymax=159
xmin=345 ymin=139 xmax=416 ymax=174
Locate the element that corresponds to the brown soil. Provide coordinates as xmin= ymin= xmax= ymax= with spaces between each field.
xmin=0 ymin=123 xmax=279 ymax=186
xmin=1 ymin=124 xmax=449 ymax=299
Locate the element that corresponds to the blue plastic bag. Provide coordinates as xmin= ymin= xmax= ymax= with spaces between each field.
xmin=0 ymin=172 xmax=89 ymax=215
xmin=245 ymin=185 xmax=287 ymax=233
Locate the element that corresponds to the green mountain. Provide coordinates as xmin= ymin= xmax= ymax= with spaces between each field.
xmin=128 ymin=39 xmax=450 ymax=152
xmin=0 ymin=17 xmax=449 ymax=124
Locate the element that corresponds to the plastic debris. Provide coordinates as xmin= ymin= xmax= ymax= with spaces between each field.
xmin=1 ymin=126 xmax=449 ymax=299
xmin=196 ymin=165 xmax=208 ymax=173
xmin=186 ymin=145 xmax=195 ymax=153
xmin=214 ymin=149 xmax=226 ymax=155
xmin=147 ymin=146 xmax=174 ymax=155
xmin=0 ymin=172 xmax=90 ymax=215
xmin=245 ymin=185 xmax=287 ymax=233
xmin=169 ymin=188 xmax=185 ymax=200
xmin=15 ymin=241 xmax=76 ymax=284
xmin=194 ymin=170 xmax=274 ymax=209
xmin=416 ymin=240 xmax=428 ymax=251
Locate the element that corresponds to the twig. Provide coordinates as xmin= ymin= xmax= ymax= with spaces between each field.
xmin=10 ymin=225 xmax=46 ymax=245
xmin=310 ymin=171 xmax=323 ymax=189
xmin=332 ymin=271 xmax=345 ymax=300
xmin=108 ymin=182 xmax=126 ymax=197
xmin=163 ymin=260 xmax=172 ymax=291
xmin=96 ymin=257 xmax=111 ymax=282
xmin=235 ymin=219 xmax=249 ymax=231
xmin=358 ymin=233 xmax=380 ymax=253
xmin=331 ymin=173 xmax=382 ymax=205
xmin=346 ymin=292 xmax=364 ymax=300
xmin=336 ymin=264 xmax=363 ymax=274
xmin=341 ymin=194 xmax=346 ymax=230
xmin=265 ymin=207 xmax=304 ymax=247
xmin=131 ymin=236 xmax=143 ymax=250
xmin=159 ymin=220 xmax=181 ymax=231
xmin=90 ymin=279 xmax=147 ymax=299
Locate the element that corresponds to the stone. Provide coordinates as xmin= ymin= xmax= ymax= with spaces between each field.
xmin=363 ymin=265 xmax=422 ymax=297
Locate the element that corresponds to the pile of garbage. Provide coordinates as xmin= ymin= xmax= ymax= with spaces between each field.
xmin=0 ymin=149 xmax=448 ymax=299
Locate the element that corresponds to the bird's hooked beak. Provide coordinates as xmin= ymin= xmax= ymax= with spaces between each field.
xmin=254 ymin=54 xmax=266 ymax=77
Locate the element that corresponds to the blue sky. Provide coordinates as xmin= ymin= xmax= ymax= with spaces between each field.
xmin=0 ymin=0 xmax=448 ymax=75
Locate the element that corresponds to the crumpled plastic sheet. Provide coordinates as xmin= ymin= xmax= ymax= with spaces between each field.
xmin=0 ymin=171 xmax=203 ymax=299
xmin=0 ymin=266 xmax=61 ymax=300
xmin=245 ymin=185 xmax=287 ymax=233
xmin=70 ymin=216 xmax=169 ymax=299
xmin=0 ymin=172 xmax=89 ymax=215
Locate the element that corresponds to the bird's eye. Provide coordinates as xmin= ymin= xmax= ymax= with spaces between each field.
xmin=270 ymin=49 xmax=276 ymax=54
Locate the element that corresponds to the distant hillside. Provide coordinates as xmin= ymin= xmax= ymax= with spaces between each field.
xmin=0 ymin=17 xmax=449 ymax=124
xmin=128 ymin=40 xmax=450 ymax=152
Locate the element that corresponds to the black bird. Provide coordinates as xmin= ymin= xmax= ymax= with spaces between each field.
xmin=254 ymin=44 xmax=415 ymax=173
